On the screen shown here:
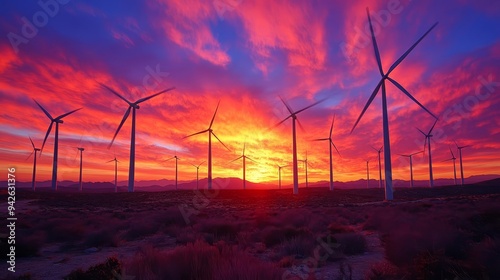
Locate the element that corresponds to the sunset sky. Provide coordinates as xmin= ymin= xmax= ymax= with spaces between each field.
xmin=1 ymin=0 xmax=499 ymax=187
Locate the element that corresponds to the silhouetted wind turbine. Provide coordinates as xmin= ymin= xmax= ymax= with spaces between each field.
xmin=298 ymin=151 xmax=311 ymax=188
xmin=366 ymin=159 xmax=370 ymax=188
xmin=100 ymin=83 xmax=175 ymax=192
xmin=191 ymin=161 xmax=205 ymax=190
xmin=275 ymin=96 xmax=326 ymax=194
xmin=350 ymin=9 xmax=438 ymax=200
xmin=166 ymin=154 xmax=180 ymax=190
xmin=107 ymin=156 xmax=119 ymax=192
xmin=183 ymin=101 xmax=230 ymax=190
xmin=417 ymin=119 xmax=438 ymax=187
xmin=77 ymin=147 xmax=84 ymax=192
xmin=455 ymin=141 xmax=472 ymax=186
xmin=231 ymin=143 xmax=255 ymax=190
xmin=34 ymin=99 xmax=82 ymax=191
xmin=27 ymin=137 xmax=41 ymax=191
xmin=313 ymin=115 xmax=341 ymax=191
xmin=277 ymin=164 xmax=287 ymax=190
xmin=399 ymin=151 xmax=423 ymax=188
xmin=442 ymin=147 xmax=457 ymax=185
xmin=372 ymin=146 xmax=383 ymax=189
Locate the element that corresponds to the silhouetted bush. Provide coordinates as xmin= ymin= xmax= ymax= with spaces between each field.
xmin=126 ymin=240 xmax=283 ymax=280
xmin=15 ymin=230 xmax=46 ymax=257
xmin=278 ymin=236 xmax=316 ymax=258
xmin=65 ymin=257 xmax=122 ymax=280
xmin=259 ymin=226 xmax=313 ymax=248
xmin=334 ymin=232 xmax=367 ymax=256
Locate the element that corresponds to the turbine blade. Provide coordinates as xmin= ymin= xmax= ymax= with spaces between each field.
xmin=212 ymin=132 xmax=230 ymax=151
xmin=41 ymin=121 xmax=54 ymax=152
xmin=387 ymin=22 xmax=439 ymax=75
xmin=411 ymin=151 xmax=424 ymax=156
xmin=329 ymin=115 xmax=335 ymax=137
xmin=33 ymin=99 xmax=54 ymax=120
xmin=25 ymin=151 xmax=34 ymax=161
xmin=312 ymin=138 xmax=329 ymax=141
xmin=294 ymin=97 xmax=327 ymax=116
xmin=106 ymin=159 xmax=115 ymax=163
xmin=99 ymin=83 xmax=132 ymax=105
xmin=296 ymin=118 xmax=306 ymax=133
xmin=55 ymin=108 xmax=82 ymax=120
xmin=279 ymin=96 xmax=294 ymax=115
xmin=135 ymin=87 xmax=175 ymax=104
xmin=209 ymin=100 xmax=221 ymax=129
xmin=416 ymin=127 xmax=427 ymax=136
xmin=199 ymin=161 xmax=206 ymax=166
xmin=429 ymin=119 xmax=438 ymax=134
xmin=331 ymin=140 xmax=341 ymax=157
xmin=29 ymin=137 xmax=35 ymax=149
xmin=351 ymin=79 xmax=383 ymax=133
xmin=108 ymin=107 xmax=131 ymax=149
xmin=272 ymin=115 xmax=292 ymax=129
xmin=230 ymin=155 xmax=243 ymax=163
xmin=247 ymin=156 xmax=257 ymax=163
xmin=387 ymin=77 xmax=437 ymax=119
xmin=366 ymin=8 xmax=384 ymax=76
xmin=183 ymin=129 xmax=209 ymax=139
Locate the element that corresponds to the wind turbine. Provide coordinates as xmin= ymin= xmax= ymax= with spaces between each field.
xmin=372 ymin=146 xmax=383 ymax=189
xmin=455 ymin=141 xmax=472 ymax=186
xmin=107 ymin=156 xmax=119 ymax=192
xmin=277 ymin=164 xmax=287 ymax=190
xmin=350 ymin=9 xmax=438 ymax=200
xmin=166 ymin=154 xmax=180 ymax=190
xmin=399 ymin=151 xmax=423 ymax=188
xmin=230 ymin=143 xmax=255 ymax=190
xmin=191 ymin=161 xmax=205 ymax=190
xmin=275 ymin=96 xmax=326 ymax=194
xmin=77 ymin=147 xmax=84 ymax=192
xmin=313 ymin=115 xmax=341 ymax=191
xmin=366 ymin=159 xmax=370 ymax=188
xmin=298 ymin=151 xmax=311 ymax=188
xmin=100 ymin=83 xmax=175 ymax=192
xmin=27 ymin=137 xmax=41 ymax=191
xmin=417 ymin=119 xmax=438 ymax=187
xmin=183 ymin=101 xmax=230 ymax=190
xmin=442 ymin=147 xmax=457 ymax=185
xmin=34 ymin=99 xmax=82 ymax=191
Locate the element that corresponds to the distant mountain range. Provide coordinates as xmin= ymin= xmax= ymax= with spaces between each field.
xmin=5 ymin=174 xmax=499 ymax=192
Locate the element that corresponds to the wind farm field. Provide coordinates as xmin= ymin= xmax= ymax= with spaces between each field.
xmin=2 ymin=179 xmax=500 ymax=280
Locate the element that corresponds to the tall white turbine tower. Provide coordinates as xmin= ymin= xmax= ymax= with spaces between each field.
xmin=298 ymin=151 xmax=311 ymax=188
xmin=372 ymin=146 xmax=383 ymax=189
xmin=34 ymin=100 xmax=82 ymax=191
xmin=27 ymin=137 xmax=41 ymax=191
xmin=277 ymin=164 xmax=287 ymax=190
xmin=101 ymin=83 xmax=175 ymax=192
xmin=442 ymin=147 xmax=457 ymax=185
xmin=455 ymin=141 xmax=471 ymax=186
xmin=107 ymin=156 xmax=119 ymax=192
xmin=231 ymin=143 xmax=255 ymax=190
xmin=351 ymin=9 xmax=438 ymax=200
xmin=366 ymin=159 xmax=370 ymax=188
xmin=399 ymin=151 xmax=423 ymax=188
xmin=275 ymin=96 xmax=325 ymax=194
xmin=417 ymin=119 xmax=438 ymax=187
xmin=166 ymin=154 xmax=180 ymax=190
xmin=77 ymin=147 xmax=84 ymax=192
xmin=313 ymin=115 xmax=341 ymax=191
xmin=184 ymin=101 xmax=230 ymax=190
xmin=191 ymin=161 xmax=205 ymax=190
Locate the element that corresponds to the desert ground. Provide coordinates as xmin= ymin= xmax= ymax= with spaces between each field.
xmin=1 ymin=179 xmax=500 ymax=280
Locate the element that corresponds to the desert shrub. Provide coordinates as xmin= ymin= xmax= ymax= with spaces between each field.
xmin=45 ymin=218 xmax=87 ymax=243
xmin=259 ymin=226 xmax=313 ymax=248
xmin=383 ymin=220 xmax=469 ymax=266
xmin=124 ymin=218 xmax=161 ymax=241
xmin=126 ymin=240 xmax=283 ymax=280
xmin=334 ymin=232 xmax=367 ymax=256
xmin=84 ymin=228 xmax=122 ymax=248
xmin=365 ymin=261 xmax=401 ymax=280
xmin=469 ymin=237 xmax=500 ymax=278
xmin=327 ymin=223 xmax=353 ymax=234
xmin=410 ymin=252 xmax=483 ymax=280
xmin=278 ymin=236 xmax=316 ymax=258
xmin=199 ymin=219 xmax=240 ymax=242
xmin=468 ymin=207 xmax=500 ymax=241
xmin=278 ymin=209 xmax=312 ymax=228
xmin=16 ymin=231 xmax=46 ymax=257
xmin=157 ymin=206 xmax=187 ymax=227
xmin=65 ymin=257 xmax=122 ymax=280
